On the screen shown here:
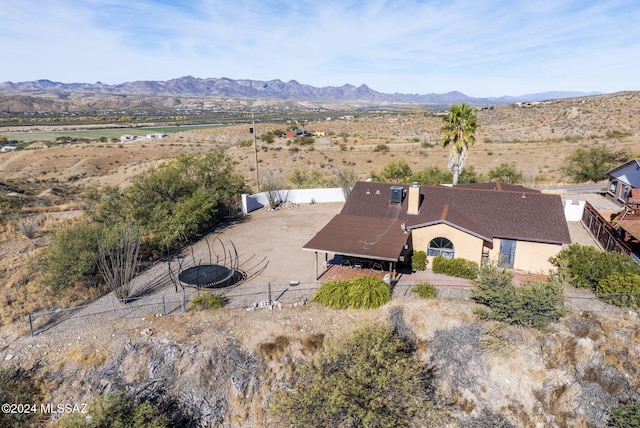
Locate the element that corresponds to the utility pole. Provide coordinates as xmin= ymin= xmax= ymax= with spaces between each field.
xmin=251 ymin=113 xmax=260 ymax=191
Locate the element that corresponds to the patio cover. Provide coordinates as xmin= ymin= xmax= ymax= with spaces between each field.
xmin=617 ymin=219 xmax=640 ymax=241
xmin=303 ymin=214 xmax=409 ymax=261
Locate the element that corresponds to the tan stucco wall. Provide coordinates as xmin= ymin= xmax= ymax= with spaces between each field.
xmin=411 ymin=223 xmax=485 ymax=264
xmin=412 ymin=224 xmax=564 ymax=273
xmin=487 ymin=238 xmax=563 ymax=273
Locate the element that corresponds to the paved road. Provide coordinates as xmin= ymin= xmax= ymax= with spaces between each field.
xmin=536 ymin=183 xmax=607 ymax=193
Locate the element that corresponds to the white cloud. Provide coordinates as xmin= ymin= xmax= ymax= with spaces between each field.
xmin=1 ymin=0 xmax=639 ymax=96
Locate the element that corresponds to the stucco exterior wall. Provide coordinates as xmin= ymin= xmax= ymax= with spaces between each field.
xmin=411 ymin=223 xmax=485 ymax=264
xmin=412 ymin=224 xmax=563 ymax=273
xmin=487 ymin=238 xmax=563 ymax=273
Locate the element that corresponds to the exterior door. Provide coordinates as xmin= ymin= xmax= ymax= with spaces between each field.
xmin=499 ymin=239 xmax=516 ymax=268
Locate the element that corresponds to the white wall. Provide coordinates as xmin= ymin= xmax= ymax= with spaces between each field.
xmin=564 ymin=199 xmax=586 ymax=221
xmin=242 ymin=188 xmax=346 ymax=214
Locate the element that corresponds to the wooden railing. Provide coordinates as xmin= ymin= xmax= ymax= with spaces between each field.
xmin=581 ymin=201 xmax=632 ymax=254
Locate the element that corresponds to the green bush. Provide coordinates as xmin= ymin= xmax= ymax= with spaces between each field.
xmin=39 ymin=222 xmax=101 ymax=289
xmin=431 ymin=256 xmax=479 ymax=279
xmin=94 ymin=150 xmax=246 ymax=254
xmin=608 ymin=401 xmax=640 ymax=427
xmin=487 ymin=163 xmax=523 ymax=184
xmin=314 ymin=276 xmax=391 ymax=309
xmin=61 ymin=391 xmax=170 ymax=428
xmin=597 ymin=273 xmax=640 ymax=308
xmin=188 ymin=293 xmax=225 ymax=310
xmin=413 ymin=282 xmax=437 ymax=299
xmin=271 ymin=326 xmax=442 ymax=427
xmin=563 ymin=145 xmax=626 ymax=183
xmin=471 ymin=265 xmax=568 ymax=329
xmin=411 ymin=250 xmax=427 ymax=271
xmin=550 ymin=244 xmax=640 ymax=290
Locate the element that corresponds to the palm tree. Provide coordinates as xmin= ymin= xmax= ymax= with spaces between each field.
xmin=441 ymin=102 xmax=478 ymax=185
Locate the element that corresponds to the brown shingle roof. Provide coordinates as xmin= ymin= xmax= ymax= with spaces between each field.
xmin=303 ymin=181 xmax=571 ymax=260
xmin=341 ymin=181 xmax=571 ymax=244
xmin=303 ymin=215 xmax=408 ymax=261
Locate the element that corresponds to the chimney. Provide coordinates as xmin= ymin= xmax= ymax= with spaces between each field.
xmin=407 ymin=182 xmax=420 ymax=215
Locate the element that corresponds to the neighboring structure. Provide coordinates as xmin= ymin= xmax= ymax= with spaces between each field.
xmin=304 ymin=181 xmax=572 ymax=277
xmin=585 ymin=158 xmax=640 ymax=263
xmin=605 ymin=158 xmax=640 ymax=205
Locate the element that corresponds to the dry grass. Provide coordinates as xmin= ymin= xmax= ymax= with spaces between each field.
xmin=65 ymin=343 xmax=109 ymax=369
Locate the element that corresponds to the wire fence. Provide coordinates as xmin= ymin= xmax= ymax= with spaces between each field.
xmin=28 ymin=279 xmax=633 ymax=337
xmin=27 ymin=281 xmax=322 ymax=337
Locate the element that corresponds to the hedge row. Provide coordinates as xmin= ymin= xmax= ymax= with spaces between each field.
xmin=431 ymin=256 xmax=479 ymax=279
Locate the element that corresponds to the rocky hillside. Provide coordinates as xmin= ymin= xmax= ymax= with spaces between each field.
xmin=1 ymin=298 xmax=638 ymax=427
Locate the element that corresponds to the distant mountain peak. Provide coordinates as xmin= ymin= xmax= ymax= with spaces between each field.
xmin=0 ymin=76 xmax=602 ymax=106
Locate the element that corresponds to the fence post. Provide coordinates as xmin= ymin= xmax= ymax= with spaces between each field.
xmin=162 ymin=294 xmax=167 ymax=316
xmin=182 ymin=292 xmax=187 ymax=313
xmin=28 ymin=313 xmax=34 ymax=337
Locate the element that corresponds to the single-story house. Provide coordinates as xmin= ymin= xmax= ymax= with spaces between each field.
xmin=303 ymin=181 xmax=572 ymax=277
xmin=605 ymin=158 xmax=640 ymax=205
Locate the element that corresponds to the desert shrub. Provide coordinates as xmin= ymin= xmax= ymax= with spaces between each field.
xmin=260 ymin=132 xmax=275 ymax=144
xmin=608 ymin=401 xmax=640 ymax=427
xmin=432 ymin=256 xmax=479 ymax=279
xmin=94 ymin=150 xmax=246 ymax=254
xmin=605 ymin=130 xmax=633 ymax=139
xmin=188 ymin=293 xmax=225 ymax=310
xmin=550 ymin=244 xmax=640 ymax=290
xmin=563 ymin=145 xmax=626 ymax=183
xmin=0 ymin=366 xmax=45 ymax=428
xmin=61 ymin=391 xmax=170 ymax=428
xmin=472 ymin=265 xmax=568 ymax=329
xmin=0 ymin=195 xmax=22 ymax=226
xmin=271 ymin=326 xmax=442 ymax=427
xmin=412 ymin=250 xmax=427 ymax=271
xmin=373 ymin=143 xmax=390 ymax=153
xmin=258 ymin=335 xmax=291 ymax=361
xmin=597 ymin=273 xmax=640 ymax=308
xmin=314 ymin=276 xmax=391 ymax=309
xmin=487 ymin=163 xmax=524 ymax=184
xmin=369 ymin=159 xmax=413 ymax=183
xmin=457 ymin=165 xmax=486 ymax=184
xmin=287 ymin=168 xmax=331 ymax=188
xmin=295 ymin=136 xmax=315 ymax=146
xmin=413 ymin=282 xmax=437 ymax=299
xmin=410 ymin=165 xmax=452 ymax=184
xmin=39 ymin=221 xmax=101 ymax=289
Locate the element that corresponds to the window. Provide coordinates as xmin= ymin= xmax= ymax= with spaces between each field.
xmin=620 ymin=185 xmax=630 ymax=202
xmin=427 ymin=237 xmax=454 ymax=259
xmin=609 ymin=180 xmax=618 ymax=195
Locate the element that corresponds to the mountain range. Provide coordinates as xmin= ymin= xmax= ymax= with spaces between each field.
xmin=0 ymin=76 xmax=600 ymax=106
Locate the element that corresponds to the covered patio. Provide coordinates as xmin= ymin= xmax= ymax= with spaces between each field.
xmin=303 ymin=214 xmax=412 ymax=281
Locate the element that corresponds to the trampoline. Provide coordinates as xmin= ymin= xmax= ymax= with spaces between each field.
xmin=178 ymin=264 xmax=236 ymax=288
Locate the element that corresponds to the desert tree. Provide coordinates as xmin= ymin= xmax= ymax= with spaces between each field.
xmin=563 ymin=145 xmax=626 ymax=183
xmin=96 ymin=223 xmax=141 ymax=300
xmin=261 ymin=169 xmax=287 ymax=208
xmin=488 ymin=163 xmax=524 ymax=184
xmin=335 ymin=167 xmax=357 ymax=199
xmin=441 ymin=102 xmax=478 ymax=185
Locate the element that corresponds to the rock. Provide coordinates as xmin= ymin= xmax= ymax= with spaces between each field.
xmin=141 ymin=328 xmax=153 ymax=336
xmin=5 ymin=354 xmax=14 ymax=361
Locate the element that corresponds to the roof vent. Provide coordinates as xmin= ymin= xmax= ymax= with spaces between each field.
xmin=389 ymin=186 xmax=404 ymax=204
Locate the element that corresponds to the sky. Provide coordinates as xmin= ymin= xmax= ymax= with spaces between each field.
xmin=2 ymin=0 xmax=639 ymax=98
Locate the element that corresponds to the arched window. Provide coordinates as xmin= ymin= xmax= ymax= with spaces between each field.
xmin=427 ymin=237 xmax=455 ymax=259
